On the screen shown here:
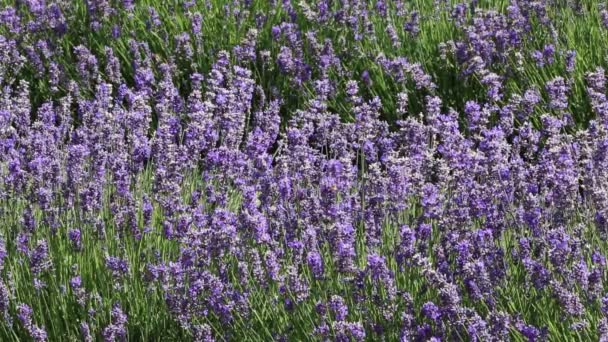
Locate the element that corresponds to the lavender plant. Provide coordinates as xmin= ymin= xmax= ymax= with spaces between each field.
xmin=1 ymin=0 xmax=608 ymax=341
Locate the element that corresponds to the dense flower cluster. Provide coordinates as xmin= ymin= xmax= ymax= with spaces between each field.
xmin=1 ymin=0 xmax=608 ymax=341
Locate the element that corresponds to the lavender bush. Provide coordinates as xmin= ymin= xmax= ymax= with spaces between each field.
xmin=1 ymin=0 xmax=608 ymax=341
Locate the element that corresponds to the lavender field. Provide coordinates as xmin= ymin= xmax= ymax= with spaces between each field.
xmin=2 ymin=0 xmax=608 ymax=341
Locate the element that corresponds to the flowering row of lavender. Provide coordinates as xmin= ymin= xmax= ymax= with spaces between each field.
xmin=2 ymin=0 xmax=608 ymax=341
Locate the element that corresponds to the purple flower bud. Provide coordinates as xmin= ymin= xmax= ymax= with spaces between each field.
xmin=69 ymin=229 xmax=82 ymax=251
